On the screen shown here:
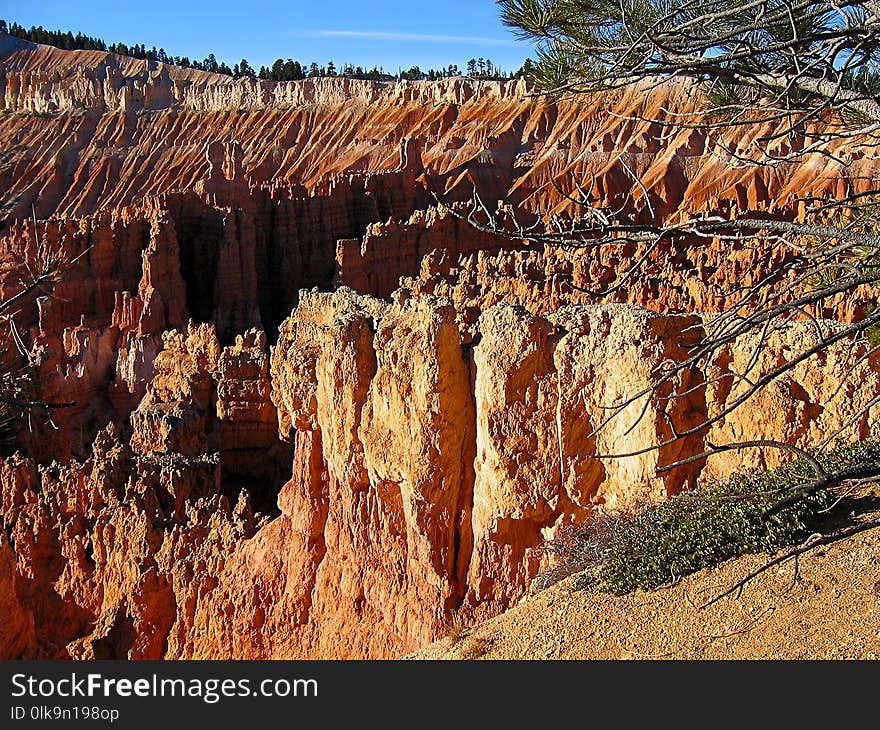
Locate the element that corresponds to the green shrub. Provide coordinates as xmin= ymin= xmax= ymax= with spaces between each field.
xmin=549 ymin=442 xmax=880 ymax=595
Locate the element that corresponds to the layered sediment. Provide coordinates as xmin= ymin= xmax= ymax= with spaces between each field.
xmin=1 ymin=37 xmax=878 ymax=658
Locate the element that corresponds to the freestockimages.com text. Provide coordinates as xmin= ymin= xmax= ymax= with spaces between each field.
xmin=10 ymin=672 xmax=318 ymax=706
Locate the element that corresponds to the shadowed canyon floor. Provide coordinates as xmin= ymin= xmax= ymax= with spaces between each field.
xmin=1 ymin=36 xmax=879 ymax=659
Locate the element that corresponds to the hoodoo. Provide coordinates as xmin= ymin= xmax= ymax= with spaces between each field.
xmin=1 ymin=35 xmax=878 ymax=659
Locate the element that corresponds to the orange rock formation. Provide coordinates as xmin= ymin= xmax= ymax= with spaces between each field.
xmin=1 ymin=37 xmax=878 ymax=658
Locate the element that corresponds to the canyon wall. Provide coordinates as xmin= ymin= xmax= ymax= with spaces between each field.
xmin=2 ymin=289 xmax=878 ymax=658
xmin=1 ymin=38 xmax=879 ymax=658
xmin=1 ymin=35 xmax=874 ymax=223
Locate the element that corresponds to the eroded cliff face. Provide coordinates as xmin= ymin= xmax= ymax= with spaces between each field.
xmin=4 ymin=35 xmax=878 ymax=327
xmin=2 ymin=290 xmax=877 ymax=658
xmin=1 ymin=39 xmax=878 ymax=658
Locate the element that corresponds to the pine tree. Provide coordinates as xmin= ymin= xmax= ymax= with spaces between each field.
xmin=495 ymin=0 xmax=880 ymax=492
xmin=517 ymin=58 xmax=535 ymax=78
xmin=284 ymin=60 xmax=305 ymax=80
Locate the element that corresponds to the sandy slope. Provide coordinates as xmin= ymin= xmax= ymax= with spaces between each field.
xmin=409 ymin=497 xmax=880 ymax=660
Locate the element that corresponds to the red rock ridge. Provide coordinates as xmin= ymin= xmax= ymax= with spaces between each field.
xmin=0 ymin=40 xmax=877 ymax=659
xmin=2 ymin=289 xmax=877 ymax=658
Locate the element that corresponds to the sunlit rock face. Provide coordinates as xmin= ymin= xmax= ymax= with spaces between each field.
xmin=0 ymin=38 xmax=877 ymax=658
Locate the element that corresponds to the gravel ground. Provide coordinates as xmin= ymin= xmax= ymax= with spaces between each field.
xmin=408 ymin=497 xmax=880 ymax=660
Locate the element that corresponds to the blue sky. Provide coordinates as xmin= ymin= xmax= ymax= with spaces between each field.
xmin=2 ymin=1 xmax=534 ymax=73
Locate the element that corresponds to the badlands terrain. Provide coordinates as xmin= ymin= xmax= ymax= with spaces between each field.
xmin=0 ymin=33 xmax=878 ymax=659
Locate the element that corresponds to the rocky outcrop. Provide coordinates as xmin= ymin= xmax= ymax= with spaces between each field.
xmin=130 ymin=324 xmax=220 ymax=457
xmin=0 ymin=39 xmax=530 ymax=115
xmin=704 ymin=321 xmax=880 ymax=479
xmin=3 ymin=37 xmax=878 ymax=331
xmin=6 ymin=290 xmax=878 ymax=658
xmin=0 ymin=149 xmax=431 ymax=459
xmin=0 ymin=425 xmax=259 ymax=659
xmin=2 ymin=35 xmax=876 ymax=226
xmin=0 ymin=531 xmax=34 ymax=658
xmin=130 ymin=322 xmax=289 ymax=510
xmin=1 ymin=287 xmax=877 ymax=659
xmin=1 ymin=41 xmax=878 ymax=660
xmin=333 ymin=205 xmax=528 ymax=300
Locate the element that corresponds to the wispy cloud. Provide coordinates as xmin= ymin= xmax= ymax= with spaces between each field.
xmin=303 ymin=30 xmax=518 ymax=47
